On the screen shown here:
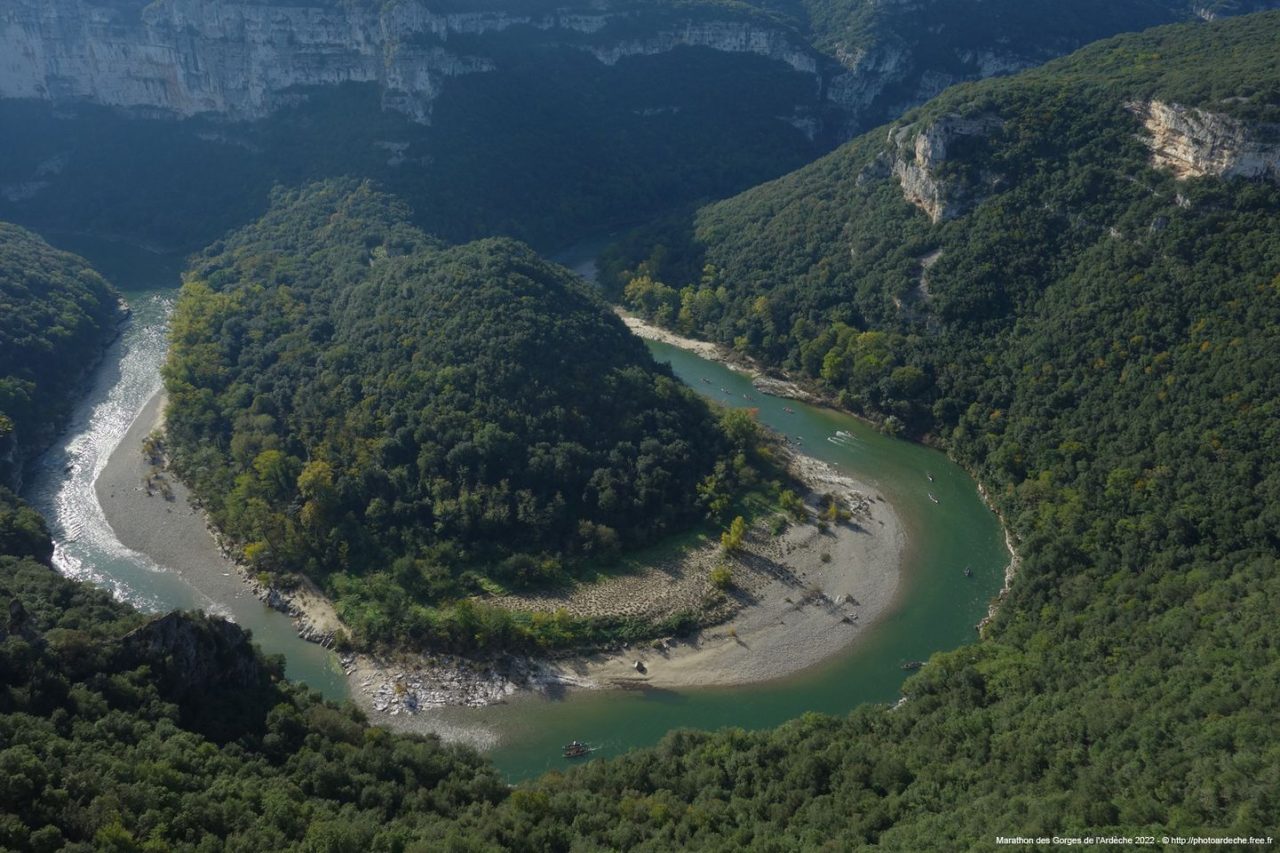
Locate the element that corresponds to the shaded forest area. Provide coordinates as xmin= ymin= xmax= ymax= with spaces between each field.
xmin=0 ymin=224 xmax=123 ymax=488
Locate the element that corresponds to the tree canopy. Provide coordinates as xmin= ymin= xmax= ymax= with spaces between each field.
xmin=0 ymin=223 xmax=122 ymax=487
xmin=0 ymin=484 xmax=515 ymax=852
xmin=163 ymin=180 xmax=735 ymax=650
xmin=0 ymin=215 xmax=510 ymax=852
xmin=583 ymin=10 xmax=1280 ymax=843
xmin=4 ymin=10 xmax=1280 ymax=850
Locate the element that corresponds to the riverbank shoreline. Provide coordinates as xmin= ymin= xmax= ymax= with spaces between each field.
xmin=975 ymin=481 xmax=1021 ymax=637
xmin=96 ymin=382 xmax=905 ymax=740
xmin=547 ymin=449 xmax=903 ymax=692
xmin=342 ymin=446 xmax=903 ymax=743
xmin=7 ymin=299 xmax=130 ymax=495
xmin=93 ymin=391 xmax=346 ymax=640
xmin=619 ymin=308 xmax=1019 ymax=637
xmin=618 ymin=309 xmax=831 ymax=408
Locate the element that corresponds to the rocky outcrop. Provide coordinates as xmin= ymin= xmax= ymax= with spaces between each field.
xmin=586 ymin=19 xmax=818 ymax=78
xmin=894 ymin=248 xmax=941 ymax=325
xmin=115 ymin=610 xmax=286 ymax=742
xmin=6 ymin=0 xmax=1248 ymax=141
xmin=0 ymin=0 xmax=827 ymax=123
xmin=3 ymin=598 xmax=40 ymax=643
xmin=889 ymin=114 xmax=1003 ymax=222
xmin=826 ymin=43 xmax=911 ymax=118
xmin=824 ymin=38 xmax=1036 ymax=136
xmin=1128 ymin=99 xmax=1280 ymax=182
xmin=118 ymin=611 xmax=266 ymax=696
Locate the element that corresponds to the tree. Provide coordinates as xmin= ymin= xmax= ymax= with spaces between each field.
xmin=721 ymin=515 xmax=747 ymax=552
xmin=709 ymin=563 xmax=733 ymax=590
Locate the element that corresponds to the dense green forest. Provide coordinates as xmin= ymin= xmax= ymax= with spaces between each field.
xmin=0 ymin=233 xmax=502 ymax=851
xmin=4 ymin=10 xmax=1280 ymax=851
xmin=0 ymin=224 xmax=122 ymax=488
xmin=163 ymin=180 xmax=758 ymax=652
xmin=605 ymin=11 xmax=1280 ymax=413
xmin=0 ymin=487 xmax=515 ymax=852
xmin=573 ymin=11 xmax=1280 ymax=844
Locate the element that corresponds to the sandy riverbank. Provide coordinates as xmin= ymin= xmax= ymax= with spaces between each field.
xmin=548 ymin=451 xmax=902 ymax=690
xmin=340 ymin=450 xmax=903 ymax=742
xmin=620 ymin=309 xmax=1016 ymax=641
xmin=95 ymin=392 xmax=243 ymax=605
xmin=96 ymin=385 xmax=903 ymax=736
xmin=95 ymin=391 xmax=345 ymax=636
xmin=337 ymin=446 xmax=903 ymax=729
xmin=618 ymin=309 xmax=823 ymax=404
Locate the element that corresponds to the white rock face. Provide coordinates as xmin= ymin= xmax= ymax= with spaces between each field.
xmin=889 ymin=114 xmax=1002 ymax=222
xmin=827 ymin=43 xmax=911 ymax=115
xmin=1129 ymin=99 xmax=1280 ymax=182
xmin=824 ymin=38 xmax=1034 ymax=137
xmin=0 ymin=0 xmax=825 ymax=123
xmin=588 ymin=19 xmax=817 ymax=78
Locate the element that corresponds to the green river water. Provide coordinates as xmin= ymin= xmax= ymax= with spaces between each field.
xmin=447 ymin=338 xmax=1009 ymax=780
xmin=27 ymin=234 xmax=1008 ymax=784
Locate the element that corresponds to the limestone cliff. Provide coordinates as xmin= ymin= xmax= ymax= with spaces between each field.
xmin=587 ymin=19 xmax=818 ymax=77
xmin=825 ymin=40 xmax=1033 ymax=136
xmin=889 ymin=114 xmax=1002 ymax=222
xmin=0 ymin=0 xmax=828 ymax=122
xmin=4 ymin=0 xmax=1247 ymax=136
xmin=1129 ymin=99 xmax=1280 ymax=182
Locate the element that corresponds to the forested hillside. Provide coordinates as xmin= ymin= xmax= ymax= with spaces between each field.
xmin=163 ymin=180 xmax=742 ymax=651
xmin=4 ymin=12 xmax=1280 ymax=850
xmin=562 ymin=11 xmax=1280 ymax=845
xmin=0 ymin=224 xmax=122 ymax=489
xmin=0 ymin=205 xmax=514 ymax=853
xmin=0 ymin=486 xmax=514 ymax=852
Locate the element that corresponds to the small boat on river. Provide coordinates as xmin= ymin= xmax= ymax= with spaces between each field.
xmin=928 ymin=493 xmax=940 ymax=504
xmin=563 ymin=740 xmax=593 ymax=759
xmin=901 ymin=660 xmax=925 ymax=671
xmin=783 ymin=407 xmax=795 ymax=414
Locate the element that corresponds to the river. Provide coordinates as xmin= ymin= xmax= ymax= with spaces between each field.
xmin=24 ymin=234 xmax=1008 ymax=783
xmin=438 ymin=336 xmax=1008 ymax=780
xmin=23 ymin=234 xmax=347 ymax=700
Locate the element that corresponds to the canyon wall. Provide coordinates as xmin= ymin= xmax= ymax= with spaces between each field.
xmin=0 ymin=0 xmax=828 ymax=123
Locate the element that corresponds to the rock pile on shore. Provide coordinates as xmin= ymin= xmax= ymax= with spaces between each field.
xmin=751 ymin=375 xmax=820 ymax=404
xmin=356 ymin=656 xmax=531 ymax=712
xmin=350 ymin=654 xmax=604 ymax=716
